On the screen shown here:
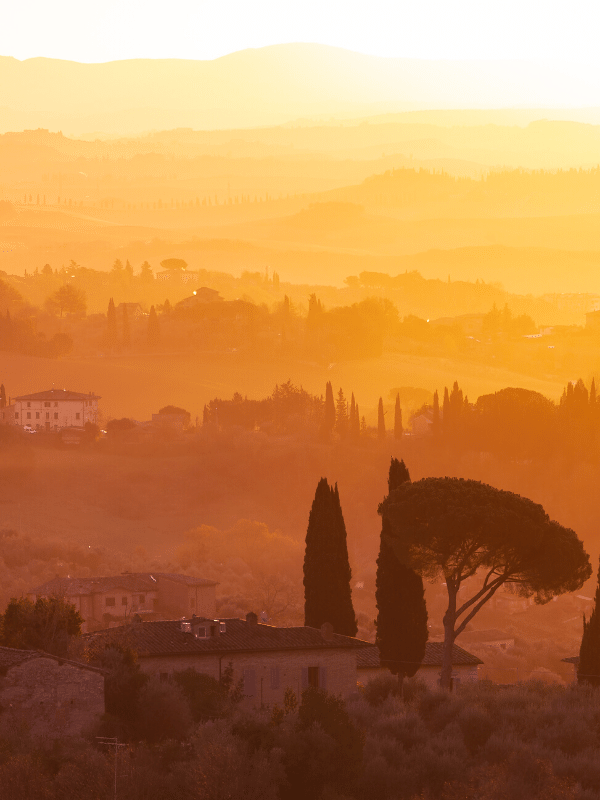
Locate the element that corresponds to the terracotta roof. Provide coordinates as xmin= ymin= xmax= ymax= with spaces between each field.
xmin=14 ymin=389 xmax=100 ymax=401
xmin=83 ymin=618 xmax=373 ymax=658
xmin=0 ymin=646 xmax=38 ymax=670
xmin=28 ymin=572 xmax=216 ymax=597
xmin=357 ymin=643 xmax=483 ymax=670
xmin=0 ymin=646 xmax=105 ymax=675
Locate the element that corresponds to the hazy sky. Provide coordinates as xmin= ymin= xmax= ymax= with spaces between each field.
xmin=2 ymin=0 xmax=598 ymax=64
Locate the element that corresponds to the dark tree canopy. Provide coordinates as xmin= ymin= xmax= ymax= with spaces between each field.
xmin=578 ymin=558 xmax=600 ymax=685
xmin=376 ymin=459 xmax=428 ymax=688
xmin=304 ymin=478 xmax=357 ymax=637
xmin=1 ymin=596 xmax=83 ymax=656
xmin=380 ymin=477 xmax=591 ymax=688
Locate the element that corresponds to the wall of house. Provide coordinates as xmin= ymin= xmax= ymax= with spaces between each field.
xmin=358 ymin=664 xmax=479 ymax=689
xmin=140 ymin=647 xmax=359 ymax=708
xmin=158 ymin=578 xmax=216 ymax=618
xmin=14 ymin=397 xmax=98 ymax=430
xmin=0 ymin=657 xmax=105 ymax=739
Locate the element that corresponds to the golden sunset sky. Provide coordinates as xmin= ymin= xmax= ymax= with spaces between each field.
xmin=1 ymin=0 xmax=597 ymax=65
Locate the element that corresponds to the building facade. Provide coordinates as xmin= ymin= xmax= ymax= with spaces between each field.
xmin=28 ymin=573 xmax=217 ymax=632
xmin=83 ymin=614 xmax=372 ymax=708
xmin=13 ymin=388 xmax=100 ymax=431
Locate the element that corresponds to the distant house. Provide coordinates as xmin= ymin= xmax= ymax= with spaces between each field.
xmin=0 ymin=646 xmax=105 ymax=739
xmin=116 ymin=302 xmax=144 ymax=321
xmin=411 ymin=409 xmax=434 ymax=436
xmin=176 ymin=287 xmax=223 ymax=309
xmin=83 ymin=614 xmax=372 ymax=708
xmin=357 ymin=642 xmax=483 ymax=689
xmin=27 ymin=573 xmax=217 ymax=632
xmin=13 ymin=388 xmax=100 ymax=432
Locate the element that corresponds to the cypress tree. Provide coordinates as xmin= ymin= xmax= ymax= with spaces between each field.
xmin=578 ymin=557 xmax=600 ymax=686
xmin=378 ymin=397 xmax=385 ymax=439
xmin=106 ymin=297 xmax=117 ymax=349
xmin=304 ymin=478 xmax=357 ymax=636
xmin=394 ymin=393 xmax=403 ymax=439
xmin=432 ymin=390 xmax=440 ymax=438
xmin=122 ymin=304 xmax=130 ymax=347
xmin=322 ymin=381 xmax=335 ymax=438
xmin=147 ymin=305 xmax=160 ymax=346
xmin=375 ymin=458 xmax=428 ymax=696
xmin=0 ymin=384 xmax=5 ymax=409
xmin=442 ymin=386 xmax=450 ymax=436
xmin=336 ymin=388 xmax=347 ymax=437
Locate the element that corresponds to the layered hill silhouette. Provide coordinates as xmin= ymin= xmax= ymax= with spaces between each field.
xmin=2 ymin=44 xmax=600 ymax=134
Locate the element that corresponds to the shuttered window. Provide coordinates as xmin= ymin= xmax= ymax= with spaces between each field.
xmin=270 ymin=667 xmax=280 ymax=690
xmin=243 ymin=668 xmax=256 ymax=697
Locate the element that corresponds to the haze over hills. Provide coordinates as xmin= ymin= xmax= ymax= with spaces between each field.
xmin=3 ymin=44 xmax=600 ymax=134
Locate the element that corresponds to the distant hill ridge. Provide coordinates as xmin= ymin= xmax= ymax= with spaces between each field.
xmin=2 ymin=44 xmax=600 ymax=134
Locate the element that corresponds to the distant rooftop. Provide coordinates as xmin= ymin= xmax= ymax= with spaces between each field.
xmin=28 ymin=572 xmax=217 ymax=597
xmin=357 ymin=642 xmax=483 ymax=669
xmin=14 ymin=389 xmax=101 ymax=402
xmin=83 ymin=618 xmax=373 ymax=657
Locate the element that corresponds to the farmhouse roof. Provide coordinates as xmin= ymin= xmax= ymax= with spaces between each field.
xmin=28 ymin=573 xmax=217 ymax=597
xmin=14 ymin=389 xmax=101 ymax=402
xmin=83 ymin=618 xmax=373 ymax=658
xmin=357 ymin=643 xmax=483 ymax=669
xmin=0 ymin=646 xmax=105 ymax=675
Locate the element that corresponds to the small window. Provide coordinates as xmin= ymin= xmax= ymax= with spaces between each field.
xmin=243 ymin=668 xmax=256 ymax=697
xmin=75 ymin=413 xmax=80 ymax=420
xmin=36 ymin=412 xmax=40 ymax=419
xmin=121 ymin=597 xmax=127 ymax=606
xmin=139 ymin=594 xmax=145 ymax=604
xmin=307 ymin=666 xmax=319 ymax=688
xmin=26 ymin=412 xmax=31 ymax=419
xmin=44 ymin=402 xmax=50 ymax=408
xmin=54 ymin=413 xmax=58 ymax=419
xmin=195 ymin=627 xmax=206 ymax=638
xmin=270 ymin=667 xmax=280 ymax=690
xmin=27 ymin=402 xmax=31 ymax=408
xmin=105 ymin=597 xmax=115 ymax=607
xmin=15 ymin=412 xmax=18 ymax=419
xmin=46 ymin=412 xmax=49 ymax=420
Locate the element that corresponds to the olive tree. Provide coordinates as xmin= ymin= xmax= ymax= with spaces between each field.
xmin=379 ymin=477 xmax=591 ymax=690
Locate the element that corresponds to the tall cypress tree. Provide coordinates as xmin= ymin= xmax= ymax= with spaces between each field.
xmin=394 ymin=393 xmax=403 ymax=439
xmin=106 ymin=297 xmax=117 ymax=349
xmin=578 ymin=557 xmax=600 ymax=685
xmin=378 ymin=397 xmax=385 ymax=439
xmin=304 ymin=478 xmax=357 ymax=636
xmin=147 ymin=305 xmax=160 ymax=346
xmin=375 ymin=458 xmax=428 ymax=695
xmin=322 ymin=381 xmax=336 ymax=438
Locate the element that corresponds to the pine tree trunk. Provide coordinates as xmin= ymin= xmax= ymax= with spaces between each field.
xmin=440 ymin=587 xmax=457 ymax=691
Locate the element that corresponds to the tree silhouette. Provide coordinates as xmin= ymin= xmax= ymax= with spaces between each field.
xmin=378 ymin=397 xmax=385 ymax=439
xmin=578 ymin=557 xmax=600 ymax=685
xmin=147 ymin=305 xmax=160 ymax=346
xmin=45 ymin=284 xmax=86 ymax=317
xmin=376 ymin=459 xmax=428 ymax=696
xmin=304 ymin=478 xmax=357 ymax=636
xmin=380 ymin=477 xmax=591 ymax=689
xmin=394 ymin=393 xmax=403 ymax=439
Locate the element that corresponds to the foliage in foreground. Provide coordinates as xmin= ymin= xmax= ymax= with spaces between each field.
xmin=4 ymin=680 xmax=600 ymax=799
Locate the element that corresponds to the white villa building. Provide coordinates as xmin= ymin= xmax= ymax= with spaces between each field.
xmin=12 ymin=389 xmax=100 ymax=431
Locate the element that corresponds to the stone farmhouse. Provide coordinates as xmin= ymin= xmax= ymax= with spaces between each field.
xmin=84 ymin=613 xmax=372 ymax=708
xmin=0 ymin=646 xmax=105 ymax=739
xmin=357 ymin=642 xmax=483 ymax=689
xmin=11 ymin=388 xmax=100 ymax=432
xmin=28 ymin=573 xmax=217 ymax=632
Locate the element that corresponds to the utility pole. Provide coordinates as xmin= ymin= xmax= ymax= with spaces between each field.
xmin=97 ymin=737 xmax=126 ymax=800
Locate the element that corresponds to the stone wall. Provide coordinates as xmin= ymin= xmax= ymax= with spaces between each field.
xmin=0 ymin=656 xmax=105 ymax=739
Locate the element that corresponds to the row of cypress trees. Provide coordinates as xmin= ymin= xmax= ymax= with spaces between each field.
xmin=303 ymin=458 xmax=428 ymax=692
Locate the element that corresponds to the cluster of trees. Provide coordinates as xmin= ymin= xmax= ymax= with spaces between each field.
xmin=302 ymin=459 xmax=590 ymax=692
xmin=424 ymin=377 xmax=600 ymax=462
xmin=5 ymin=678 xmax=600 ymax=798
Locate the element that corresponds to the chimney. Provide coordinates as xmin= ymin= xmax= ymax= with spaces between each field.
xmin=320 ymin=622 xmax=334 ymax=641
xmin=246 ymin=611 xmax=258 ymax=627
